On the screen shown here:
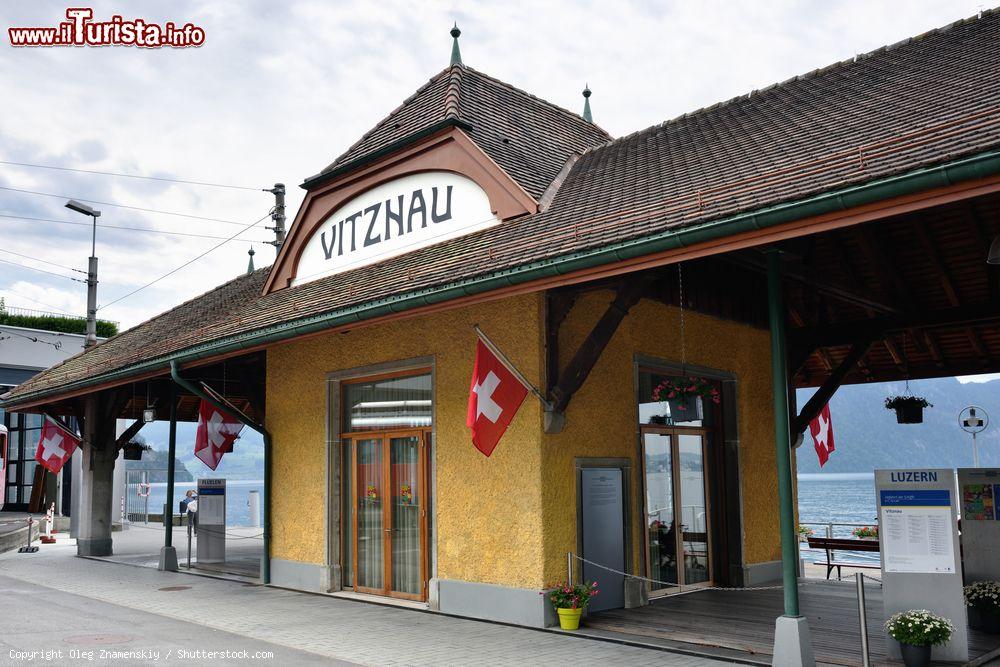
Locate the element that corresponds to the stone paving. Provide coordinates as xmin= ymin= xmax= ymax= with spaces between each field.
xmin=0 ymin=536 xmax=731 ymax=666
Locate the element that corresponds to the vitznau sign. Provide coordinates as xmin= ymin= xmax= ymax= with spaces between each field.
xmin=292 ymin=171 xmax=499 ymax=286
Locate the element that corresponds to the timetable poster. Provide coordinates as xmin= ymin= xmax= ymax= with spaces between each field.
xmin=879 ymin=489 xmax=956 ymax=574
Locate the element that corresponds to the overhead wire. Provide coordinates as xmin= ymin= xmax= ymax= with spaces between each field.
xmin=0 ymin=212 xmax=269 ymax=244
xmin=0 ymin=160 xmax=261 ymax=192
xmin=99 ymin=211 xmax=272 ymax=310
xmin=0 ymin=247 xmax=86 ymax=274
xmin=0 ymin=256 xmax=85 ymax=282
xmin=0 ymin=185 xmax=261 ymax=227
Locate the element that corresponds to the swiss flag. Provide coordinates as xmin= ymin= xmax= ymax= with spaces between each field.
xmin=809 ymin=403 xmax=836 ymax=467
xmin=35 ymin=418 xmax=81 ymax=474
xmin=194 ymin=399 xmax=244 ymax=470
xmin=466 ymin=339 xmax=529 ymax=457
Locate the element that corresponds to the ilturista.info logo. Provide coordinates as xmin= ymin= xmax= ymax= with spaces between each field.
xmin=8 ymin=8 xmax=205 ymax=48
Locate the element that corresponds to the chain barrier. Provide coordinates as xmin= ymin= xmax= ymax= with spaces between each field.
xmin=569 ymin=553 xmax=882 ymax=591
xmin=113 ymin=520 xmax=263 ymax=540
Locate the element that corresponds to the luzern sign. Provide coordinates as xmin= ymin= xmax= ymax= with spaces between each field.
xmin=292 ymin=171 xmax=500 ymax=286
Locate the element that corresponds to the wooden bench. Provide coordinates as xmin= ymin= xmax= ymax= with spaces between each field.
xmin=806 ymin=537 xmax=880 ymax=580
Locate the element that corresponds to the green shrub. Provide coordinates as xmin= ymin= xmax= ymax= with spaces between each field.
xmin=0 ymin=312 xmax=118 ymax=338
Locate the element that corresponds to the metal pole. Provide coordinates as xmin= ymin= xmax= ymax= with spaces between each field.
xmin=85 ymin=254 xmax=98 ymax=348
xmin=164 ymin=382 xmax=177 ymax=548
xmin=266 ymin=183 xmax=286 ymax=254
xmin=567 ymin=552 xmax=573 ymax=584
xmin=973 ymin=431 xmax=980 ymax=468
xmin=187 ymin=518 xmax=192 ymax=569
xmin=766 ymin=248 xmax=801 ymax=617
xmin=855 ymin=573 xmax=871 ymax=667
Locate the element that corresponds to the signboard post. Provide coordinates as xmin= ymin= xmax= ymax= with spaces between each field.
xmin=196 ymin=478 xmax=226 ymax=565
xmin=875 ymin=469 xmax=967 ymax=662
xmin=958 ymin=467 xmax=1000 ymax=582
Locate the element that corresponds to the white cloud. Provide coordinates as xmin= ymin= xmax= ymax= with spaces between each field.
xmin=0 ymin=0 xmax=971 ymax=329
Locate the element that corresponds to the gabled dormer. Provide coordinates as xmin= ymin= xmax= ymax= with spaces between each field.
xmin=264 ymin=27 xmax=610 ymax=293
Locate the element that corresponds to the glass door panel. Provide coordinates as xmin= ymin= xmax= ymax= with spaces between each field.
xmin=643 ymin=433 xmax=678 ymax=594
xmin=678 ymin=433 xmax=711 ymax=587
xmin=390 ymin=436 xmax=421 ymax=596
xmin=355 ymin=438 xmax=384 ymax=592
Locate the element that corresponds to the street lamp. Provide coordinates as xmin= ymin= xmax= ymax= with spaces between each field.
xmin=959 ymin=405 xmax=989 ymax=468
xmin=64 ymin=199 xmax=101 ymax=348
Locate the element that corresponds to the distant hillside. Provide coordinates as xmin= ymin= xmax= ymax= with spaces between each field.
xmin=125 ymin=449 xmax=193 ymax=482
xmin=134 ymin=420 xmax=264 ymax=481
xmin=796 ymin=376 xmax=1000 ymax=474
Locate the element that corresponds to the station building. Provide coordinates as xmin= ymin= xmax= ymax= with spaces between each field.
xmin=4 ymin=12 xmax=1000 ymax=640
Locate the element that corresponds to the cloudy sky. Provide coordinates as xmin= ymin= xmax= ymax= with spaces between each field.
xmin=0 ymin=0 xmax=977 ymax=334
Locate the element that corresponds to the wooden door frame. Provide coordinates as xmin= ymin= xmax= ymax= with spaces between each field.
xmin=344 ymin=428 xmax=430 ymax=601
xmin=639 ymin=424 xmax=714 ymax=595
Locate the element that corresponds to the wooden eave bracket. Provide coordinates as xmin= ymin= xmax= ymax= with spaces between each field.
xmin=544 ymin=277 xmax=651 ymax=433
xmin=791 ymin=337 xmax=874 ymax=437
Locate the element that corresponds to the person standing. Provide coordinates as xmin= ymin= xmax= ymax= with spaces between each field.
xmin=182 ymin=489 xmax=198 ymax=534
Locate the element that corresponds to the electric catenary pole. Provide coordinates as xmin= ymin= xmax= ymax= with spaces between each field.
xmin=65 ymin=199 xmax=101 ymax=347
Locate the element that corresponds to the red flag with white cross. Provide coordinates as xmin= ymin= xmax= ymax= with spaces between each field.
xmin=35 ymin=417 xmax=81 ymax=474
xmin=194 ymin=399 xmax=244 ymax=470
xmin=467 ymin=339 xmax=529 ymax=457
xmin=809 ymin=403 xmax=836 ymax=467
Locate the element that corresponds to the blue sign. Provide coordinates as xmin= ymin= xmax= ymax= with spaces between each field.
xmin=880 ymin=489 xmax=951 ymax=507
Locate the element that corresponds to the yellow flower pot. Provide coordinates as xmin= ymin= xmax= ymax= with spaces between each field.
xmin=557 ymin=607 xmax=583 ymax=630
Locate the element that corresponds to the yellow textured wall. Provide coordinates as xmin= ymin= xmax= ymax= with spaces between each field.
xmin=540 ymin=290 xmax=780 ymax=585
xmin=266 ymin=292 xmax=547 ymax=588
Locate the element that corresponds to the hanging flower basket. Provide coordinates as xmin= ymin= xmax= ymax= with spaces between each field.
xmin=885 ymin=396 xmax=932 ymax=424
xmin=122 ymin=440 xmax=151 ymax=461
xmin=652 ymin=376 xmax=719 ymax=423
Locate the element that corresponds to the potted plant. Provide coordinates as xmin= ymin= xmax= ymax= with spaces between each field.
xmin=542 ymin=581 xmax=599 ymax=630
xmin=652 ymin=376 xmax=720 ymax=423
xmin=797 ymin=524 xmax=814 ymax=543
xmin=852 ymin=525 xmax=878 ymax=540
xmin=964 ymin=581 xmax=1000 ymax=634
xmin=122 ymin=438 xmax=151 ymax=461
xmin=885 ymin=395 xmax=932 ymax=424
xmin=884 ymin=609 xmax=954 ymax=667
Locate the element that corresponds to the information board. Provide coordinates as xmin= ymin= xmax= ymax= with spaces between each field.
xmin=879 ymin=489 xmax=955 ymax=573
xmin=875 ymin=469 xmax=967 ymax=662
xmin=197 ymin=478 xmax=226 ymax=525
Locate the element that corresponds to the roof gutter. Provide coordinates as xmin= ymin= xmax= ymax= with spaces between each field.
xmin=4 ymin=149 xmax=1000 ymax=410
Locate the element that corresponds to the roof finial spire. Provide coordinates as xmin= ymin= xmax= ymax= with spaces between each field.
xmin=582 ymin=84 xmax=593 ymax=123
xmin=450 ymin=23 xmax=462 ymax=66
xmin=247 ymin=247 xmax=255 ymax=275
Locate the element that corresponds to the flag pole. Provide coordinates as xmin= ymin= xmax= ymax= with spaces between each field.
xmin=474 ymin=325 xmax=552 ymax=411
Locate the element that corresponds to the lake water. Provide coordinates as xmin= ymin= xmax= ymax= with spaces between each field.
xmin=797 ymin=472 xmax=879 ymax=564
xmin=140 ymin=480 xmax=264 ymax=527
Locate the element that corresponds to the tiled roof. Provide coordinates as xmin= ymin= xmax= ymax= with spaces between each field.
xmin=6 ymin=10 xmax=1000 ymax=405
xmin=315 ymin=65 xmax=613 ymax=199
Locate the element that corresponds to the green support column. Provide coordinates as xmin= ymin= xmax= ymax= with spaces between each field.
xmin=158 ymin=381 xmax=179 ymax=571
xmin=766 ymin=248 xmax=800 ymax=617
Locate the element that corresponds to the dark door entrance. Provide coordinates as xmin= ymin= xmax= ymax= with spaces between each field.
xmin=580 ymin=467 xmax=625 ymax=612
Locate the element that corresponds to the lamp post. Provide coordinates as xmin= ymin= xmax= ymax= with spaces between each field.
xmin=64 ymin=199 xmax=101 ymax=348
xmin=959 ymin=405 xmax=989 ymax=468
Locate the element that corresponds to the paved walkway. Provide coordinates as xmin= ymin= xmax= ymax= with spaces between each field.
xmin=0 ymin=536 xmax=729 ymax=666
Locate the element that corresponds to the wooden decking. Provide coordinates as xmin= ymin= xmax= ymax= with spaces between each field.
xmin=584 ymin=580 xmax=1000 ymax=666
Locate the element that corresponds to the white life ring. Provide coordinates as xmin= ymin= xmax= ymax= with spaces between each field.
xmin=137 ymin=482 xmax=151 ymax=498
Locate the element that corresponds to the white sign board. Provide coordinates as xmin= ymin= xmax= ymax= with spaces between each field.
xmin=293 ymin=171 xmax=500 ymax=286
xmin=879 ymin=489 xmax=955 ymax=573
xmin=196 ymin=478 xmax=226 ymax=525
xmin=875 ymin=469 xmax=968 ymax=662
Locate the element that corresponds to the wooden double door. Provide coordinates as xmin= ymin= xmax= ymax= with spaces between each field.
xmin=344 ymin=429 xmax=429 ymax=601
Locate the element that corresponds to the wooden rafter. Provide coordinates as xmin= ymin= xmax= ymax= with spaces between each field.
xmin=792 ymin=339 xmax=874 ymax=434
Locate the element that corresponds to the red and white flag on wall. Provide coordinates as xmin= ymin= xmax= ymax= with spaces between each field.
xmin=467 ymin=338 xmax=530 ymax=457
xmin=194 ymin=399 xmax=244 ymax=470
xmin=809 ymin=403 xmax=836 ymax=467
xmin=35 ymin=417 xmax=81 ymax=474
